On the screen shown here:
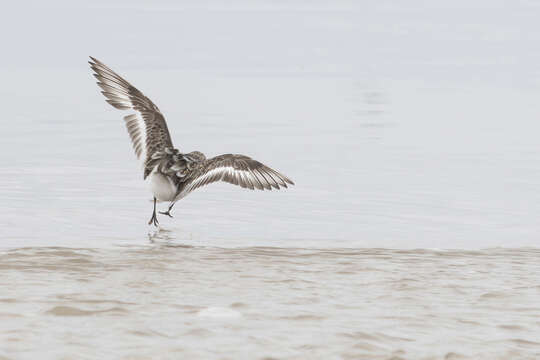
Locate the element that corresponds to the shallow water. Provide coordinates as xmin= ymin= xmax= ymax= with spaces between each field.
xmin=2 ymin=0 xmax=540 ymax=359
xmin=1 ymin=245 xmax=540 ymax=360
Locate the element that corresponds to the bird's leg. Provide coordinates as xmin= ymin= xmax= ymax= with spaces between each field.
xmin=148 ymin=197 xmax=159 ymax=226
xmin=159 ymin=202 xmax=176 ymax=218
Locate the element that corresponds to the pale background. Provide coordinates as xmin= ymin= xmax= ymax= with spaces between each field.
xmin=2 ymin=0 xmax=540 ymax=249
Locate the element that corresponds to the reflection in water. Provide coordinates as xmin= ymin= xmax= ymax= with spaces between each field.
xmin=1 ymin=246 xmax=540 ymax=359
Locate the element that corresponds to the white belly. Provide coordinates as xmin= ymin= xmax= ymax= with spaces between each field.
xmin=147 ymin=172 xmax=177 ymax=201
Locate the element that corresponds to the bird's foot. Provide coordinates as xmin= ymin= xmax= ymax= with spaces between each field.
xmin=148 ymin=212 xmax=159 ymax=227
xmin=159 ymin=210 xmax=173 ymax=218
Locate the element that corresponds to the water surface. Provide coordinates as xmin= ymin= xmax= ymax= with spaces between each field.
xmin=2 ymin=245 xmax=540 ymax=360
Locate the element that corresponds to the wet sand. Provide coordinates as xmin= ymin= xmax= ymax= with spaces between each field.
xmin=1 ymin=245 xmax=540 ymax=359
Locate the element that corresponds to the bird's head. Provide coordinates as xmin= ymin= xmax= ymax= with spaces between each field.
xmin=186 ymin=151 xmax=206 ymax=162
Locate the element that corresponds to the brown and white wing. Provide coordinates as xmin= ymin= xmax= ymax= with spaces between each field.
xmin=180 ymin=154 xmax=294 ymax=197
xmin=89 ymin=57 xmax=173 ymax=178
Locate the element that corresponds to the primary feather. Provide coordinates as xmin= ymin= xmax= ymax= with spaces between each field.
xmin=89 ymin=57 xmax=172 ymax=179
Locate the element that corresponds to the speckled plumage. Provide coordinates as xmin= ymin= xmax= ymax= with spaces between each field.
xmin=89 ymin=57 xmax=294 ymax=226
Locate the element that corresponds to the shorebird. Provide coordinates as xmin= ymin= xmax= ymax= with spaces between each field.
xmin=89 ymin=57 xmax=294 ymax=226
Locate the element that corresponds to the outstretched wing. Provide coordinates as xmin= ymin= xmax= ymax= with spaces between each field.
xmin=89 ymin=56 xmax=173 ymax=178
xmin=180 ymin=154 xmax=294 ymax=197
